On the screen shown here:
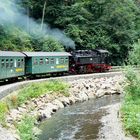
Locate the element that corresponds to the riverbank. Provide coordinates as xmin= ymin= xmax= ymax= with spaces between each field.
xmin=0 ymin=75 xmax=127 ymax=140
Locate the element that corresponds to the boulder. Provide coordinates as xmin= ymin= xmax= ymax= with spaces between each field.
xmin=59 ymin=97 xmax=70 ymax=106
xmin=17 ymin=107 xmax=27 ymax=113
xmin=46 ymin=103 xmax=59 ymax=112
xmin=39 ymin=108 xmax=52 ymax=119
xmin=87 ymin=91 xmax=96 ymax=99
xmin=9 ymin=109 xmax=21 ymax=120
xmin=76 ymin=92 xmax=89 ymax=101
xmin=96 ymin=89 xmax=105 ymax=98
xmin=52 ymin=99 xmax=64 ymax=109
xmin=68 ymin=96 xmax=76 ymax=104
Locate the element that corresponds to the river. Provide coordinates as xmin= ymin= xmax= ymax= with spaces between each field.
xmin=39 ymin=95 xmax=121 ymax=140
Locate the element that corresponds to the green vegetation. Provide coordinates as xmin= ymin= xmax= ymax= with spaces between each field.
xmin=0 ymin=81 xmax=69 ymax=110
xmin=121 ymin=68 xmax=140 ymax=138
xmin=0 ymin=25 xmax=64 ymax=52
xmin=21 ymin=0 xmax=140 ymax=65
xmin=1 ymin=0 xmax=140 ymax=64
xmin=42 ymin=37 xmax=64 ymax=52
xmin=16 ymin=115 xmax=38 ymax=140
xmin=15 ymin=80 xmax=69 ymax=106
xmin=121 ymin=41 xmax=140 ymax=138
xmin=128 ymin=41 xmax=140 ymax=65
xmin=4 ymin=80 xmax=69 ymax=108
xmin=0 ymin=102 xmax=8 ymax=126
xmin=0 ymin=25 xmax=33 ymax=51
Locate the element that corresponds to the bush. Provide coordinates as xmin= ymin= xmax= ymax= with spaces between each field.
xmin=121 ymin=67 xmax=140 ymax=138
xmin=17 ymin=115 xmax=38 ymax=140
xmin=128 ymin=40 xmax=140 ymax=65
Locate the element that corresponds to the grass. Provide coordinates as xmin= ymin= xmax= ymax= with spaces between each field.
xmin=16 ymin=115 xmax=38 ymax=140
xmin=9 ymin=80 xmax=69 ymax=107
xmin=121 ymin=68 xmax=140 ymax=138
xmin=0 ymin=80 xmax=69 ymax=111
xmin=0 ymin=102 xmax=8 ymax=126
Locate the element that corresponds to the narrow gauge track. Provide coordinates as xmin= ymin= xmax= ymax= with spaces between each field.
xmin=0 ymin=71 xmax=123 ymax=100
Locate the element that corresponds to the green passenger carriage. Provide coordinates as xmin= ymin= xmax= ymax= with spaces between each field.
xmin=0 ymin=51 xmax=25 ymax=81
xmin=23 ymin=52 xmax=71 ymax=75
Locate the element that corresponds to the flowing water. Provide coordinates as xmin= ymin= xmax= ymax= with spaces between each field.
xmin=39 ymin=95 xmax=121 ymax=140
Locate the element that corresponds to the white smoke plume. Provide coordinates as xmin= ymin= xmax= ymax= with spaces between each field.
xmin=0 ymin=0 xmax=75 ymax=49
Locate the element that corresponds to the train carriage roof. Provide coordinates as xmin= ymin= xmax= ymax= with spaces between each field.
xmin=23 ymin=52 xmax=71 ymax=57
xmin=93 ymin=49 xmax=109 ymax=53
xmin=0 ymin=51 xmax=25 ymax=57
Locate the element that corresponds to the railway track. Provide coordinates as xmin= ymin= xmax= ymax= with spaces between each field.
xmin=0 ymin=71 xmax=123 ymax=100
xmin=0 ymin=65 xmax=139 ymax=100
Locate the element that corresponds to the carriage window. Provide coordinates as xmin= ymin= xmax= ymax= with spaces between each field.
xmin=40 ymin=59 xmax=43 ymax=65
xmin=21 ymin=59 xmax=24 ymax=65
xmin=17 ymin=59 xmax=21 ymax=67
xmin=34 ymin=59 xmax=38 ymax=65
xmin=60 ymin=58 xmax=64 ymax=64
xmin=45 ymin=58 xmax=49 ymax=64
xmin=10 ymin=59 xmax=14 ymax=67
xmin=1 ymin=59 xmax=5 ymax=68
xmin=50 ymin=58 xmax=55 ymax=64
xmin=6 ymin=59 xmax=9 ymax=68
xmin=65 ymin=58 xmax=68 ymax=63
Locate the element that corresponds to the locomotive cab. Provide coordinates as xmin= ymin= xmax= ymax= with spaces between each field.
xmin=96 ymin=50 xmax=110 ymax=64
xmin=94 ymin=49 xmax=112 ymax=71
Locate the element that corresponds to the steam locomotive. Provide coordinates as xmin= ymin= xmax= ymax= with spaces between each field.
xmin=0 ymin=49 xmax=111 ymax=82
xmin=69 ymin=49 xmax=111 ymax=74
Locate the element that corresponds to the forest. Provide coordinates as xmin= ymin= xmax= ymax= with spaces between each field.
xmin=0 ymin=0 xmax=140 ymax=65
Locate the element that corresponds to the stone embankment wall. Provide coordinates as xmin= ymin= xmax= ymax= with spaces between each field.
xmin=2 ymin=75 xmax=124 ymax=140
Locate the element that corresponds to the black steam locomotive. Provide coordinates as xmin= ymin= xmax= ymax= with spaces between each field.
xmin=69 ymin=49 xmax=111 ymax=74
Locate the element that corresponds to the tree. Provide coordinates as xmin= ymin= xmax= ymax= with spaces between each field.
xmin=42 ymin=36 xmax=64 ymax=52
xmin=63 ymin=0 xmax=139 ymax=65
xmin=1 ymin=0 xmax=140 ymax=65
xmin=128 ymin=40 xmax=140 ymax=65
xmin=0 ymin=25 xmax=33 ymax=51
